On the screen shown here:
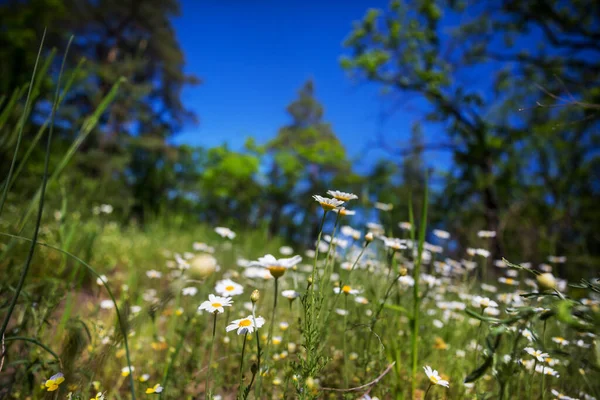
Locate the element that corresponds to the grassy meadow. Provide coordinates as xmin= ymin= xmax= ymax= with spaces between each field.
xmin=1 ymin=188 xmax=599 ymax=399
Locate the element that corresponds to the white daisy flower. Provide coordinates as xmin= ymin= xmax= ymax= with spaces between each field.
xmin=215 ymin=227 xmax=236 ymax=239
xmin=327 ymin=190 xmax=358 ymax=201
xmin=423 ymin=365 xmax=449 ymax=388
xmin=226 ymin=315 xmax=266 ymax=335
xmin=215 ymin=279 xmax=244 ymax=297
xmin=198 ymin=294 xmax=233 ymax=314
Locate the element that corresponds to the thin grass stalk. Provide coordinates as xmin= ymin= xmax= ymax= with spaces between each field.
xmin=410 ymin=177 xmax=429 ymax=399
xmin=206 ymin=312 xmax=218 ymax=399
xmin=0 ymin=32 xmax=63 ymax=343
xmin=2 ymin=336 xmax=62 ymax=369
xmin=0 ymin=232 xmax=136 ymax=399
xmin=159 ymin=315 xmax=193 ymax=399
xmin=0 ymin=29 xmax=46 ymax=218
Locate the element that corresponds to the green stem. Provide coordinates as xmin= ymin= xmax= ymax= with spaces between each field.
xmin=205 ymin=312 xmax=218 ymax=399
xmin=541 ymin=320 xmax=547 ymax=400
xmin=310 ymin=211 xmax=328 ymax=289
xmin=343 ymin=294 xmax=349 ymax=388
xmin=238 ymin=333 xmax=248 ymax=392
xmin=258 ymin=277 xmax=279 ymax=397
xmin=424 ymin=383 xmax=433 ymax=399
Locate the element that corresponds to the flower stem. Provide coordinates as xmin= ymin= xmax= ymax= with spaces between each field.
xmin=424 ymin=383 xmax=433 ymax=399
xmin=238 ymin=333 xmax=248 ymax=391
xmin=343 ymin=294 xmax=349 ymax=388
xmin=205 ymin=312 xmax=218 ymax=399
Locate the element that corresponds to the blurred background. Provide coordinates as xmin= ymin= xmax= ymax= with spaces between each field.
xmin=0 ymin=0 xmax=598 ymax=275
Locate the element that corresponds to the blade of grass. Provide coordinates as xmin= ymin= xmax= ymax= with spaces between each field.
xmin=0 ymin=33 xmax=68 ymax=343
xmin=0 ymin=29 xmax=47 ymax=219
xmin=3 ymin=336 xmax=62 ymax=369
xmin=8 ymin=59 xmax=87 ymax=191
xmin=17 ymin=77 xmax=126 ymax=231
xmin=409 ymin=173 xmax=428 ymax=399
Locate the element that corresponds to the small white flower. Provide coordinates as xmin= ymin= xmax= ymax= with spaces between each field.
xmin=279 ymin=246 xmax=294 ymax=256
xmin=100 ymin=300 xmax=114 ymax=310
xmin=96 ymin=275 xmax=108 ymax=286
xmin=327 ymin=190 xmax=358 ymax=201
xmin=433 ymin=229 xmax=450 ymax=239
xmin=215 ymin=279 xmax=244 ymax=297
xmin=215 ymin=227 xmax=236 ymax=239
xmin=423 ymin=365 xmax=449 ymax=388
xmin=313 ymin=195 xmax=344 ymax=210
xmin=198 ymin=294 xmax=233 ymax=314
xmin=524 ymin=347 xmax=549 ymax=362
xmin=146 ymin=270 xmax=162 ymax=279
xmin=182 ymin=287 xmax=198 ymax=296
xmin=282 ymin=290 xmax=300 ymax=300
xmin=477 ymin=230 xmax=496 ymax=238
xmin=374 ymin=202 xmax=393 ymax=211
xmin=226 ymin=315 xmax=266 ymax=335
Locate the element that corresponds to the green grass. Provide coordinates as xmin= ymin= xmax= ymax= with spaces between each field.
xmin=1 ymin=202 xmax=599 ymax=399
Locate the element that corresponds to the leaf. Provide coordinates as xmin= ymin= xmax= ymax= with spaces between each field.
xmin=464 ymin=356 xmax=493 ymax=383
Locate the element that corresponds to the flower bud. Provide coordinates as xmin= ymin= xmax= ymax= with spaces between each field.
xmin=365 ymin=232 xmax=374 ymax=243
xmin=251 ymin=290 xmax=260 ymax=303
xmin=537 ymin=273 xmax=557 ymax=291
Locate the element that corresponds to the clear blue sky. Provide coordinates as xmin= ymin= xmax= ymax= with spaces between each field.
xmin=171 ymin=1 xmax=453 ymax=171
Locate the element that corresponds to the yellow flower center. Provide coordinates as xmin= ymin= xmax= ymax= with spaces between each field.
xmin=430 ymin=375 xmax=439 ymax=384
xmin=239 ymin=319 xmax=252 ymax=327
xmin=319 ymin=202 xmax=338 ymax=210
xmin=342 ymin=285 xmax=352 ymax=294
xmin=225 ymin=285 xmax=235 ymax=291
xmin=211 ymin=302 xmax=222 ymax=308
xmin=506 ymin=278 xmax=514 ymax=284
xmin=268 ymin=265 xmax=286 ymax=278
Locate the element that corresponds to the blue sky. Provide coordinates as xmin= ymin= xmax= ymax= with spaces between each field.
xmin=172 ymin=1 xmax=453 ymax=171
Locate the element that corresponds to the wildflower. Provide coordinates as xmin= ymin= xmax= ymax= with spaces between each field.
xmin=215 ymin=279 xmax=244 ymax=297
xmin=365 ymin=232 xmax=374 ymax=242
xmin=279 ymin=246 xmax=294 ymax=255
xmin=535 ymin=364 xmax=559 ymax=377
xmin=355 ymin=296 xmax=369 ymax=305
xmin=226 ymin=315 xmax=266 ymax=335
xmin=476 ymin=248 xmax=491 ymax=258
xmin=335 ymin=309 xmax=349 ymax=316
xmin=399 ymin=222 xmax=412 ymax=230
xmin=374 ymin=202 xmax=393 ymax=211
xmin=145 ymin=383 xmax=163 ymax=394
xmin=332 ymin=207 xmax=356 ymax=216
xmin=131 ymin=305 xmax=142 ymax=314
xmin=341 ymin=226 xmax=361 ymax=240
xmin=382 ymin=237 xmax=408 ymax=251
xmin=521 ymin=329 xmax=535 ymax=342
xmin=44 ymin=373 xmax=65 ymax=392
xmin=279 ymin=321 xmax=289 ymax=331
xmin=498 ymin=277 xmax=519 ymax=286
xmin=552 ymin=337 xmax=569 ymax=347
xmin=90 ymin=392 xmax=105 ymax=400
xmin=96 ymin=275 xmax=108 ymax=286
xmin=478 ymin=230 xmax=496 ymax=238
xmin=548 ymin=256 xmax=567 ymax=263
xmin=334 ymin=285 xmax=360 ymax=295
xmin=327 ymin=190 xmax=358 ymax=201
xmin=100 ymin=300 xmax=114 ymax=309
xmin=471 ymin=295 xmax=498 ymax=309
xmin=198 ymin=294 xmax=233 ymax=314
xmin=182 ymin=287 xmax=198 ymax=296
xmin=537 ymin=273 xmax=557 ymax=291
xmin=313 ymin=195 xmax=344 ymax=210
xmin=251 ymin=254 xmax=302 ymax=279
xmin=139 ymin=374 xmax=150 ymax=382
xmin=215 ymin=226 xmax=236 ymax=239
xmin=433 ymin=229 xmax=450 ymax=239
xmin=551 ymin=389 xmax=577 ymax=400
xmin=146 ymin=270 xmax=162 ymax=279
xmin=524 ymin=347 xmax=549 ymax=362
xmin=433 ymin=337 xmax=448 ymax=350
xmin=121 ymin=366 xmax=135 ymax=377
xmin=423 ymin=366 xmax=449 ymax=388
